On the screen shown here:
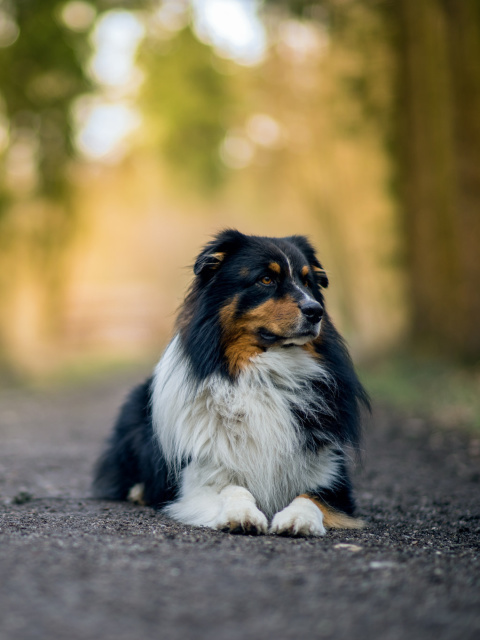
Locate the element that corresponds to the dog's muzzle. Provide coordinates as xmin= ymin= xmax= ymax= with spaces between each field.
xmin=299 ymin=300 xmax=323 ymax=325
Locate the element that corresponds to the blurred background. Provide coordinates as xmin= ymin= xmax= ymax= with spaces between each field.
xmin=0 ymin=0 xmax=479 ymax=429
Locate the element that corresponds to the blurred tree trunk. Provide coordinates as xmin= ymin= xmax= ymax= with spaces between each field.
xmin=396 ymin=0 xmax=480 ymax=361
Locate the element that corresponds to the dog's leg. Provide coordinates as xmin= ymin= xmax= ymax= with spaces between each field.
xmin=165 ymin=485 xmax=268 ymax=534
xmin=214 ymin=485 xmax=269 ymax=534
xmin=270 ymin=496 xmax=326 ymax=537
xmin=270 ymin=493 xmax=364 ymax=537
xmin=164 ymin=465 xmax=268 ymax=535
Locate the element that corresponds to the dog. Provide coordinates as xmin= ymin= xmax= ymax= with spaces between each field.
xmin=93 ymin=230 xmax=369 ymax=536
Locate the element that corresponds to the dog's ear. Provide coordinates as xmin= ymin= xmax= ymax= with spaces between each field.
xmin=194 ymin=229 xmax=245 ymax=277
xmin=285 ymin=235 xmax=329 ymax=289
xmin=193 ymin=251 xmax=225 ymax=275
xmin=311 ymin=264 xmax=329 ymax=289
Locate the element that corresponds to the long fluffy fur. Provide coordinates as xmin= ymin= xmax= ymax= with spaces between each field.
xmin=93 ymin=230 xmax=369 ymax=536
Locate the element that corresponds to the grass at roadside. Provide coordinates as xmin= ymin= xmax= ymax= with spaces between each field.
xmin=360 ymin=355 xmax=480 ymax=433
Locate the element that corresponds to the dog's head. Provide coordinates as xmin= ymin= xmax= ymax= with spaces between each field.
xmin=180 ymin=229 xmax=330 ymax=378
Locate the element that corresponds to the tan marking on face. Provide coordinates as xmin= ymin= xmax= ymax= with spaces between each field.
xmin=301 ymin=266 xmax=309 ymax=278
xmin=219 ymin=296 xmax=263 ymax=376
xmin=244 ymin=297 xmax=301 ymax=336
xmin=299 ymin=494 xmax=365 ymax=529
xmin=269 ymin=262 xmax=281 ymax=274
xmin=240 ymin=267 xmax=249 ymax=278
xmin=219 ymin=295 xmax=303 ymax=377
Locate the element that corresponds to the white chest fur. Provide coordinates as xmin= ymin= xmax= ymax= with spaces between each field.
xmin=151 ymin=335 xmax=339 ymax=516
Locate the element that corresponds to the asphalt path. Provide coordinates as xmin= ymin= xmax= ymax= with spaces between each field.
xmin=0 ymin=372 xmax=479 ymax=640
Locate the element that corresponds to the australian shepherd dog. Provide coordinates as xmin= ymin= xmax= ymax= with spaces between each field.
xmin=93 ymin=230 xmax=369 ymax=536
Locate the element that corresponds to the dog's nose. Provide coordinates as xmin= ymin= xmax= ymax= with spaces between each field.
xmin=300 ymin=301 xmax=323 ymax=324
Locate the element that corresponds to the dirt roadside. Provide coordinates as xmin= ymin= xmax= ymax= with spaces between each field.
xmin=0 ymin=372 xmax=479 ymax=640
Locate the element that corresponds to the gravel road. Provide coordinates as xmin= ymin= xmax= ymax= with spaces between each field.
xmin=0 ymin=372 xmax=479 ymax=640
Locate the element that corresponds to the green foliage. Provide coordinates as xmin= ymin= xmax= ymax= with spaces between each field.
xmin=0 ymin=1 xmax=238 ymax=200
xmin=0 ymin=0 xmax=102 ymax=364
xmin=0 ymin=0 xmax=93 ymax=200
xmin=138 ymin=26 xmax=233 ymax=190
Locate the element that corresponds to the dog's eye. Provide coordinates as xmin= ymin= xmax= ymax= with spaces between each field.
xmin=259 ymin=275 xmax=274 ymax=286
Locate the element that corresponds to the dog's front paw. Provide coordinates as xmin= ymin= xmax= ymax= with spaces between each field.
xmin=219 ymin=513 xmax=268 ymax=535
xmin=215 ymin=487 xmax=268 ymax=535
xmin=270 ymin=497 xmax=326 ymax=537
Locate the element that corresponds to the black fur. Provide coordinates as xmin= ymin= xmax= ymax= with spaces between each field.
xmin=93 ymin=378 xmax=177 ymax=508
xmin=309 ymin=456 xmax=357 ymax=516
